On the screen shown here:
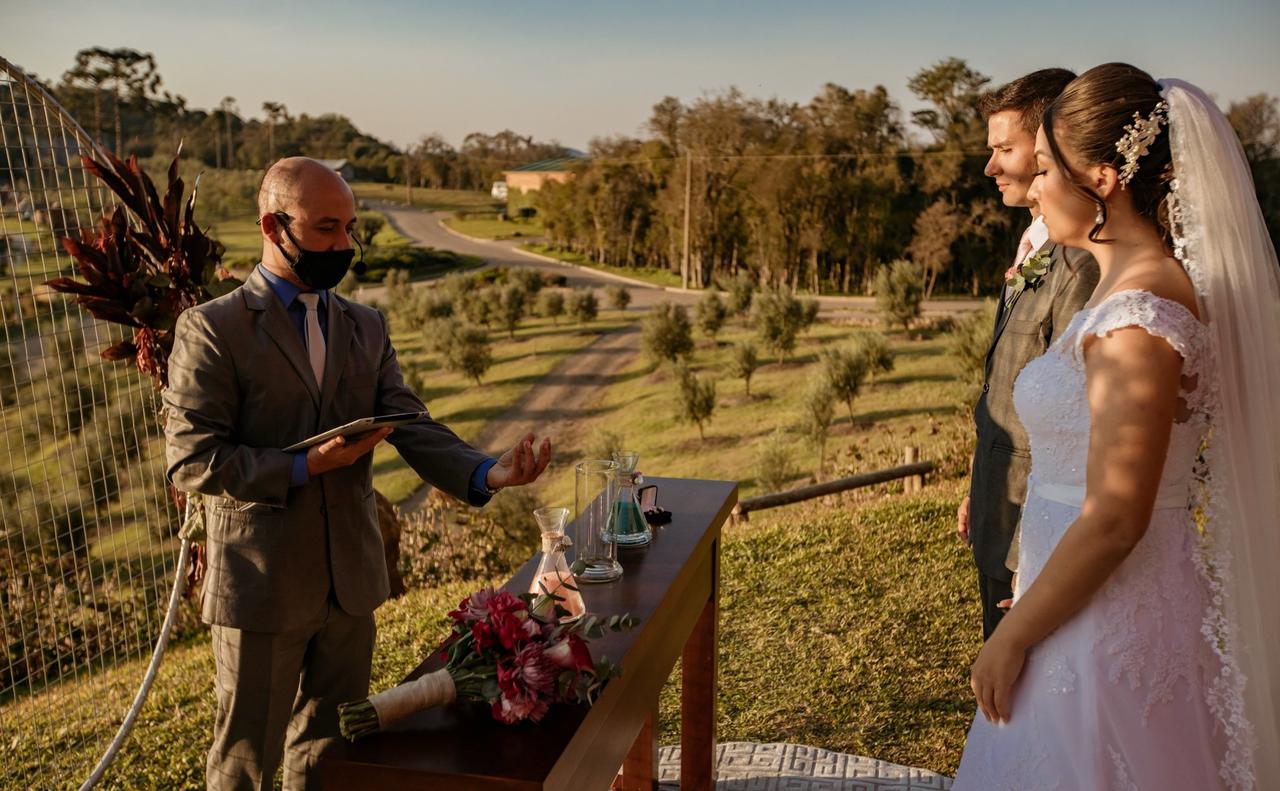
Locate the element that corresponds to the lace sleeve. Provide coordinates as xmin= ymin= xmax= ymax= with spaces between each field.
xmin=1071 ymin=289 xmax=1205 ymax=368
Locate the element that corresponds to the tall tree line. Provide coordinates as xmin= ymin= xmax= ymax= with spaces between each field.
xmin=535 ymin=58 xmax=1280 ymax=296
xmin=16 ymin=49 xmax=1279 ymax=295
xmin=33 ymin=47 xmax=571 ymax=185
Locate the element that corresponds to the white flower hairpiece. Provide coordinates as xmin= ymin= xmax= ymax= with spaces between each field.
xmin=1116 ymin=100 xmax=1170 ymax=186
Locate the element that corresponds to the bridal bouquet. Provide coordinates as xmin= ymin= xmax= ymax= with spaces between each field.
xmin=338 ymin=587 xmax=638 ymax=739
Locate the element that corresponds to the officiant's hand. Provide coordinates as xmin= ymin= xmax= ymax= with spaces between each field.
xmin=970 ymin=629 xmax=1026 ymax=725
xmin=306 ymin=427 xmax=393 ymax=476
xmin=957 ymin=496 xmax=971 ymax=546
xmin=486 ymin=433 xmax=552 ymax=490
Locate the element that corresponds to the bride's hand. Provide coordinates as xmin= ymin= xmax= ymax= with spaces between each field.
xmin=970 ymin=630 xmax=1027 ymax=725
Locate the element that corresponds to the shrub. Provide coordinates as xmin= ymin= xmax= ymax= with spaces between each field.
xmin=498 ymin=283 xmax=527 ymax=338
xmin=459 ymin=287 xmax=500 ymax=327
xmin=585 ymin=428 xmax=626 ymax=461
xmin=75 ymin=440 xmax=121 ymax=509
xmin=566 ymin=288 xmax=598 ymax=324
xmin=361 ymin=246 xmax=472 ymax=285
xmin=849 ymin=330 xmax=895 ymax=381
xmin=949 ymin=299 xmax=999 ymax=408
xmin=695 ymin=291 xmax=729 ymax=339
xmin=725 ymin=273 xmax=755 ymax=319
xmin=399 ymin=489 xmax=540 ymax=591
xmin=434 ymin=321 xmax=492 ymax=385
xmin=29 ymin=368 xmax=102 ymax=435
xmin=729 ymin=341 xmax=760 ymax=396
xmin=802 ymin=378 xmax=836 ymax=476
xmin=537 ymin=290 xmax=565 ymax=324
xmin=353 ymin=211 xmax=386 ymax=249
xmin=509 ymin=267 xmax=545 ymax=296
xmin=821 ymin=346 xmax=869 ymax=423
xmin=800 ymin=297 xmax=820 ymax=332
xmin=874 ymin=258 xmax=924 ymax=333
xmin=753 ymin=288 xmax=806 ymax=360
xmin=389 ymin=287 xmax=454 ymax=333
xmin=605 ymin=285 xmax=632 ymax=311
xmin=675 ymin=362 xmax=717 ymax=440
xmin=642 ymin=302 xmax=694 ymax=365
xmin=755 ymin=429 xmax=797 ymax=493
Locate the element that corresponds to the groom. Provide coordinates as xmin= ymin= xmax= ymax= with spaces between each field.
xmin=959 ymin=69 xmax=1100 ymax=639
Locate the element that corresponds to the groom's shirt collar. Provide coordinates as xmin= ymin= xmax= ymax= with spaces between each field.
xmin=1027 ymin=214 xmax=1050 ymax=256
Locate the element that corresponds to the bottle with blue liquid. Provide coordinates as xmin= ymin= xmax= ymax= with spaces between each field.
xmin=610 ymin=450 xmax=651 ymax=548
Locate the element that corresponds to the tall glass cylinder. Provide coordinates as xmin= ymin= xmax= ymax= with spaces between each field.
xmin=573 ymin=459 xmax=623 ymax=583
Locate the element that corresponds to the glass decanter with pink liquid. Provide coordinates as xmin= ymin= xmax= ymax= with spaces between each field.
xmin=528 ymin=506 xmax=586 ymax=623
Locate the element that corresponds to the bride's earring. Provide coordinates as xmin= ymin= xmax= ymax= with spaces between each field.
xmin=1094 ymin=205 xmax=1105 ymax=226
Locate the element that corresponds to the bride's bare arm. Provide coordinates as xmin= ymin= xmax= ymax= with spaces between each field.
xmin=969 ymin=325 xmax=1184 ymax=724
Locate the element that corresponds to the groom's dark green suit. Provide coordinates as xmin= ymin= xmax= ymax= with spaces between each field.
xmin=969 ymin=234 xmax=1098 ymax=639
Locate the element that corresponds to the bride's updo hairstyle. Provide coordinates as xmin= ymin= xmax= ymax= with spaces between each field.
xmin=1042 ymin=63 xmax=1174 ymax=246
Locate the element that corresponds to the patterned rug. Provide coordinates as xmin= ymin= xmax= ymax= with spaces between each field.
xmin=655 ymin=742 xmax=954 ymax=790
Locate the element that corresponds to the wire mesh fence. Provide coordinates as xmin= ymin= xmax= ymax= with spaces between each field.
xmin=0 ymin=57 xmax=188 ymax=786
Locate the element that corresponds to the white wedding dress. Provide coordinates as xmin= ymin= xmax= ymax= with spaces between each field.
xmin=953 ymin=288 xmax=1237 ymax=790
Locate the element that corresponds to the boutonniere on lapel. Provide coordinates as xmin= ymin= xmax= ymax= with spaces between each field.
xmin=1004 ymin=250 xmax=1052 ymax=305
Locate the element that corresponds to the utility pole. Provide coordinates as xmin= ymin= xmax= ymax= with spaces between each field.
xmin=682 ymin=150 xmax=692 ymax=290
xmin=404 ymin=154 xmax=413 ymax=206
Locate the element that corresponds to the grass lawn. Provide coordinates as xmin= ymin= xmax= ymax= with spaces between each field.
xmin=444 ymin=215 xmax=544 ymax=241
xmin=2 ymin=299 xmax=987 ymax=786
xmin=530 ymin=317 xmax=975 ymax=510
xmin=0 ymin=482 xmax=977 ymax=788
xmin=349 ymin=183 xmax=501 ymax=215
xmin=370 ymin=312 xmax=630 ymax=503
xmin=521 ymin=243 xmax=683 ymax=289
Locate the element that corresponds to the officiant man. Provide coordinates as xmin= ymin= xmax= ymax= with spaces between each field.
xmin=164 ymin=156 xmax=551 ymax=790
xmin=958 ymin=70 xmax=1100 ymax=640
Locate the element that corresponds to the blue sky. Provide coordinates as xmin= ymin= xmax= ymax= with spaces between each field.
xmin=4 ymin=0 xmax=1278 ymax=151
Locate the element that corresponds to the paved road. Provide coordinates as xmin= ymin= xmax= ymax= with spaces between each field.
xmin=358 ymin=200 xmax=984 ymax=322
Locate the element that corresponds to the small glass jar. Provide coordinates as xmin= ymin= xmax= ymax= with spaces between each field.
xmin=528 ymin=507 xmax=586 ymax=622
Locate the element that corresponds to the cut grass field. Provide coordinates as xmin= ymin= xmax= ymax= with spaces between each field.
xmin=528 ymin=317 xmax=975 ymax=510
xmin=444 ymin=214 xmax=544 ymax=241
xmin=371 ymin=311 xmax=631 ymax=503
xmin=3 ymin=297 xmax=987 ymax=786
xmin=521 ymin=243 xmax=684 ymax=289
xmin=0 ymin=483 xmax=977 ymax=789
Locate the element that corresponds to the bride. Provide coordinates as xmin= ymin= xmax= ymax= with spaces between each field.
xmin=953 ymin=63 xmax=1280 ymax=789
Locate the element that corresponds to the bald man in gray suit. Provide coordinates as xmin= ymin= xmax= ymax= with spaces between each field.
xmin=165 ymin=158 xmax=551 ymax=790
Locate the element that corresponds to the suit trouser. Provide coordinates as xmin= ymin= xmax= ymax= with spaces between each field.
xmin=206 ymin=600 xmax=375 ymax=791
xmin=977 ymin=569 xmax=1013 ymax=642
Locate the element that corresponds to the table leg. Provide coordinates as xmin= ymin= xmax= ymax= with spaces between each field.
xmin=680 ymin=593 xmax=717 ymax=791
xmin=612 ymin=705 xmax=657 ymax=791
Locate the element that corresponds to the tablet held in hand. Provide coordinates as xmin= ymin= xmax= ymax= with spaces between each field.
xmin=282 ymin=411 xmax=430 ymax=452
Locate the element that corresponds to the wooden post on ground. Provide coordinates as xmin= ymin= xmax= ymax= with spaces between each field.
xmin=904 ymin=446 xmax=922 ymax=494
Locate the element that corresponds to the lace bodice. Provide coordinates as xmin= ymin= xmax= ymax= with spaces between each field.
xmin=1012 ymin=289 xmax=1211 ymax=498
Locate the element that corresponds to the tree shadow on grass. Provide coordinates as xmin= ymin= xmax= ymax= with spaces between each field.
xmin=854 ymin=404 xmax=960 ymax=423
xmin=875 ymin=373 xmax=957 ymax=386
xmin=671 ymin=434 xmax=738 ymax=453
xmin=450 ymin=404 xmax=613 ymax=426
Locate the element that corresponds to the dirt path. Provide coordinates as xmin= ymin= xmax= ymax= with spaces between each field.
xmin=399 ymin=324 xmax=641 ymax=512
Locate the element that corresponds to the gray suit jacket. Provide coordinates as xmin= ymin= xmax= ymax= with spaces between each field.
xmin=968 ymin=240 xmax=1099 ymax=582
xmin=164 ymin=267 xmax=488 ymax=632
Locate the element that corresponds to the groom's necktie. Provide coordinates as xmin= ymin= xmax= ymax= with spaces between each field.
xmin=296 ymin=292 xmax=326 ymax=387
xmin=1014 ymin=227 xmax=1035 ymax=268
xmin=1004 ymin=226 xmax=1036 ymax=303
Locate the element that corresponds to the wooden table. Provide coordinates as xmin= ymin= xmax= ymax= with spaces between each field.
xmin=320 ymin=476 xmax=738 ymax=790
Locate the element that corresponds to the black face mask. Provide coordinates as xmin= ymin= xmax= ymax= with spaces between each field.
xmin=273 ymin=217 xmax=365 ymax=291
